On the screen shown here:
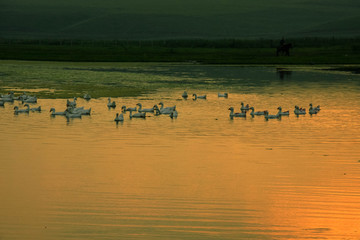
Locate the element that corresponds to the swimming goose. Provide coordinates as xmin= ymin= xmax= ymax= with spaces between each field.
xmin=14 ymin=104 xmax=30 ymax=114
xmin=309 ymin=103 xmax=320 ymax=113
xmin=129 ymin=110 xmax=146 ymax=119
xmin=154 ymin=103 xmax=175 ymax=114
xmin=240 ymin=102 xmax=250 ymax=112
xmin=71 ymin=107 xmax=91 ymax=115
xmin=19 ymin=92 xmax=29 ymax=101
xmin=107 ymin=97 xmax=116 ymax=108
xmin=67 ymin=106 xmax=91 ymax=115
xmin=294 ymin=106 xmax=306 ymax=115
xmin=182 ymin=91 xmax=188 ymax=99
xmin=67 ymin=97 xmax=77 ymax=107
xmin=249 ymin=107 xmax=266 ymax=116
xmin=309 ymin=107 xmax=318 ymax=115
xmin=229 ymin=107 xmax=246 ymax=118
xmin=65 ymin=111 xmax=82 ymax=119
xmin=121 ymin=105 xmax=137 ymax=112
xmin=264 ymin=111 xmax=280 ymax=120
xmin=136 ymin=103 xmax=154 ymax=113
xmin=218 ymin=92 xmax=228 ymax=98
xmin=277 ymin=106 xmax=289 ymax=116
xmin=1 ymin=92 xmax=14 ymax=99
xmin=30 ymin=106 xmax=41 ymax=112
xmin=193 ymin=94 xmax=206 ymax=100
xmin=12 ymin=95 xmax=21 ymax=101
xmin=309 ymin=104 xmax=320 ymax=115
xmin=83 ymin=94 xmax=91 ymax=100
xmin=153 ymin=108 xmax=161 ymax=116
xmin=67 ymin=106 xmax=83 ymax=111
xmin=1 ymin=92 xmax=14 ymax=102
xmin=158 ymin=102 xmax=176 ymax=111
xmin=50 ymin=108 xmax=66 ymax=116
xmin=22 ymin=96 xmax=37 ymax=103
xmin=114 ymin=113 xmax=124 ymax=122
xmin=1 ymin=98 xmax=14 ymax=103
xmin=80 ymin=108 xmax=91 ymax=115
xmin=169 ymin=109 xmax=178 ymax=119
xmin=153 ymin=105 xmax=162 ymax=115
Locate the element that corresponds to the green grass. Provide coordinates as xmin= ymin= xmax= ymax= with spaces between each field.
xmin=1 ymin=38 xmax=360 ymax=64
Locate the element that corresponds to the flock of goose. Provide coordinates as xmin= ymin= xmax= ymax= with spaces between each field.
xmin=0 ymin=91 xmax=179 ymax=122
xmin=1 ymin=91 xmax=320 ymax=123
xmin=183 ymin=91 xmax=320 ymax=120
xmin=228 ymin=102 xmax=320 ymax=120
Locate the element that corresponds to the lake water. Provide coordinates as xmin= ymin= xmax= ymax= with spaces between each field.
xmin=0 ymin=62 xmax=360 ymax=239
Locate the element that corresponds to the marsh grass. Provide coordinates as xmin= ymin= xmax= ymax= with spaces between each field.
xmin=1 ymin=38 xmax=360 ymax=98
xmin=0 ymin=61 xmax=148 ymax=98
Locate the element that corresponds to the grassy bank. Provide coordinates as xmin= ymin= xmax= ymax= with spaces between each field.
xmin=1 ymin=38 xmax=360 ymax=64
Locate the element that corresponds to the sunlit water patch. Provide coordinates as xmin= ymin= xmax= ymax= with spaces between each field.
xmin=0 ymin=61 xmax=360 ymax=240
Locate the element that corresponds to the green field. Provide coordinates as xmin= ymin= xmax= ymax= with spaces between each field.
xmin=1 ymin=0 xmax=360 ymax=39
xmin=1 ymin=38 xmax=360 ymax=64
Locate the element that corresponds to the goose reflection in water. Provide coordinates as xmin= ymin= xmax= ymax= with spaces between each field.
xmin=277 ymin=68 xmax=292 ymax=80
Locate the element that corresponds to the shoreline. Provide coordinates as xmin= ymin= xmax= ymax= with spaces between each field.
xmin=1 ymin=60 xmax=359 ymax=99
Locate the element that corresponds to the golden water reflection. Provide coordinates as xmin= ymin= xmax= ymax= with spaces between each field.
xmin=1 ymin=68 xmax=360 ymax=239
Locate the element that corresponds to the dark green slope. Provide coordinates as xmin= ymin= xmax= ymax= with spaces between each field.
xmin=1 ymin=0 xmax=359 ymax=39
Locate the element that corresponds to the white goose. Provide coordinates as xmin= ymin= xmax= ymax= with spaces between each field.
xmin=182 ymin=91 xmax=188 ymax=99
xmin=30 ymin=106 xmax=41 ymax=112
xmin=19 ymin=92 xmax=29 ymax=101
xmin=14 ymin=104 xmax=30 ymax=114
xmin=50 ymin=108 xmax=67 ymax=116
xmin=67 ymin=106 xmax=91 ymax=115
xmin=156 ymin=102 xmax=175 ymax=114
xmin=309 ymin=104 xmax=319 ymax=115
xmin=1 ymin=92 xmax=14 ymax=99
xmin=107 ymin=97 xmax=116 ymax=108
xmin=158 ymin=102 xmax=176 ymax=111
xmin=229 ymin=107 xmax=246 ymax=118
xmin=22 ymin=96 xmax=37 ymax=103
xmin=277 ymin=106 xmax=289 ymax=116
xmin=67 ymin=106 xmax=83 ymax=112
xmin=67 ymin=97 xmax=77 ymax=107
xmin=114 ymin=113 xmax=124 ymax=122
xmin=294 ymin=106 xmax=306 ymax=115
xmin=309 ymin=103 xmax=320 ymax=114
xmin=65 ymin=111 xmax=82 ymax=119
xmin=264 ymin=111 xmax=280 ymax=120
xmin=169 ymin=109 xmax=178 ymax=119
xmin=81 ymin=108 xmax=91 ymax=115
xmin=249 ymin=107 xmax=266 ymax=116
xmin=121 ymin=105 xmax=137 ymax=112
xmin=240 ymin=102 xmax=250 ymax=112
xmin=153 ymin=107 xmax=161 ymax=116
xmin=136 ymin=103 xmax=154 ymax=113
xmin=1 ymin=93 xmax=14 ymax=102
xmin=218 ymin=92 xmax=228 ymax=98
xmin=129 ymin=109 xmax=146 ymax=119
xmin=193 ymin=94 xmax=206 ymax=100
xmin=83 ymin=94 xmax=91 ymax=100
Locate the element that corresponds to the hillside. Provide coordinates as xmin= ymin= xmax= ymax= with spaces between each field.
xmin=1 ymin=0 xmax=360 ymax=39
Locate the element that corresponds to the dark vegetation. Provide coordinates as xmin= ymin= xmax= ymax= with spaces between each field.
xmin=1 ymin=37 xmax=360 ymax=64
